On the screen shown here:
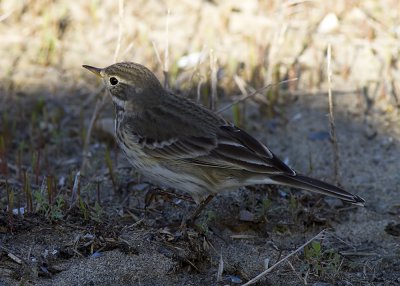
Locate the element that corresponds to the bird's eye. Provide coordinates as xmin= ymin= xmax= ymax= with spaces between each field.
xmin=109 ymin=77 xmax=119 ymax=85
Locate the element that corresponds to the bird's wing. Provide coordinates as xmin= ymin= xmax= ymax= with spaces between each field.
xmin=122 ymin=100 xmax=221 ymax=161
xmin=122 ymin=93 xmax=295 ymax=175
xmin=139 ymin=134 xmax=218 ymax=160
xmin=188 ymin=124 xmax=296 ymax=175
xmin=134 ymin=117 xmax=295 ymax=175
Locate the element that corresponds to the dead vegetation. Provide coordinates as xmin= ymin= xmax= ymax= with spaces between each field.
xmin=1 ymin=0 xmax=400 ymax=285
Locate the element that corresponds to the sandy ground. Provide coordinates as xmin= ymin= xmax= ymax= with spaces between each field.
xmin=1 ymin=88 xmax=399 ymax=286
xmin=1 ymin=1 xmax=400 ymax=285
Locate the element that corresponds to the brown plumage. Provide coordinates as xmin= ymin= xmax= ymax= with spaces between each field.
xmin=83 ymin=62 xmax=365 ymax=207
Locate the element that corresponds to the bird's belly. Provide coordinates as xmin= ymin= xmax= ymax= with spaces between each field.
xmin=118 ymin=141 xmax=149 ymax=170
xmin=116 ymin=139 xmax=206 ymax=195
xmin=145 ymin=165 xmax=207 ymax=194
xmin=115 ymin=131 xmax=248 ymax=200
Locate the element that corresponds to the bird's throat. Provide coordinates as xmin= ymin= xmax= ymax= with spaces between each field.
xmin=112 ymin=96 xmax=126 ymax=111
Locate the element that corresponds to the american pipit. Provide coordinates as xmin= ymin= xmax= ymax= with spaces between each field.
xmin=83 ymin=62 xmax=364 ymax=218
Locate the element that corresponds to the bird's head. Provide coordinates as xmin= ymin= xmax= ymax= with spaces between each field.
xmin=83 ymin=62 xmax=164 ymax=111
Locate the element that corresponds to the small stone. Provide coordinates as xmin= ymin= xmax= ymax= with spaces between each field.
xmin=239 ymin=210 xmax=255 ymax=222
xmin=324 ymin=197 xmax=344 ymax=208
xmin=317 ymin=13 xmax=339 ymax=34
xmin=312 ymin=283 xmax=333 ymax=286
xmin=225 ymin=275 xmax=242 ymax=284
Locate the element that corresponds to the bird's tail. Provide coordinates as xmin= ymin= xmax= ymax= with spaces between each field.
xmin=271 ymin=174 xmax=365 ymax=206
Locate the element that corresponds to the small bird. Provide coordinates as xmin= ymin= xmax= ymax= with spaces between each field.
xmin=83 ymin=62 xmax=365 ymax=217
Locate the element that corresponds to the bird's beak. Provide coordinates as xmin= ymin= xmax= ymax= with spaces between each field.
xmin=82 ymin=65 xmax=103 ymax=78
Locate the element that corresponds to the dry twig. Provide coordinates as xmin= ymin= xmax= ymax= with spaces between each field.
xmin=209 ymin=49 xmax=218 ymax=110
xmin=242 ymin=229 xmax=326 ymax=286
xmin=327 ymin=44 xmax=340 ymax=184
xmin=217 ymin=78 xmax=297 ymax=114
xmin=216 ymin=254 xmax=224 ymax=282
xmin=80 ymin=0 xmax=124 ymax=174
xmin=163 ymin=9 xmax=170 ymax=89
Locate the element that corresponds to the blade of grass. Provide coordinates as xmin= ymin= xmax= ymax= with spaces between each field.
xmin=47 ymin=175 xmax=53 ymax=206
xmin=113 ymin=0 xmax=124 ymax=62
xmin=0 ymin=136 xmax=8 ymax=175
xmin=163 ymin=9 xmax=170 ymax=89
xmin=23 ymin=171 xmax=33 ymax=213
xmin=105 ymin=146 xmax=117 ymax=193
xmin=209 ymin=49 xmax=218 ymax=110
xmin=70 ymin=171 xmax=81 ymax=207
xmin=6 ymin=180 xmax=14 ymax=225
xmin=35 ymin=150 xmax=40 ymax=185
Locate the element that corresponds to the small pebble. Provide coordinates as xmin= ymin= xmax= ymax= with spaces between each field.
xmin=224 ymin=275 xmax=242 ymax=284
xmin=308 ymin=131 xmax=330 ymax=141
xmin=324 ymin=197 xmax=344 ymax=208
xmin=239 ymin=210 xmax=254 ymax=222
xmin=90 ymin=251 xmax=103 ymax=258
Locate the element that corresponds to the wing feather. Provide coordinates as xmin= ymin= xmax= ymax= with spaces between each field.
xmin=137 ymin=123 xmax=295 ymax=176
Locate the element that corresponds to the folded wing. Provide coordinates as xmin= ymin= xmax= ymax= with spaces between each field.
xmin=139 ymin=123 xmax=296 ymax=176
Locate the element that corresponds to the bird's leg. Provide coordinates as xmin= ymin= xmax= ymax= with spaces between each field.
xmin=180 ymin=195 xmax=215 ymax=230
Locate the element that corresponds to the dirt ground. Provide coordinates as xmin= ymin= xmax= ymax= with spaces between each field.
xmin=1 ymin=1 xmax=400 ymax=285
xmin=1 ymin=86 xmax=399 ymax=285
